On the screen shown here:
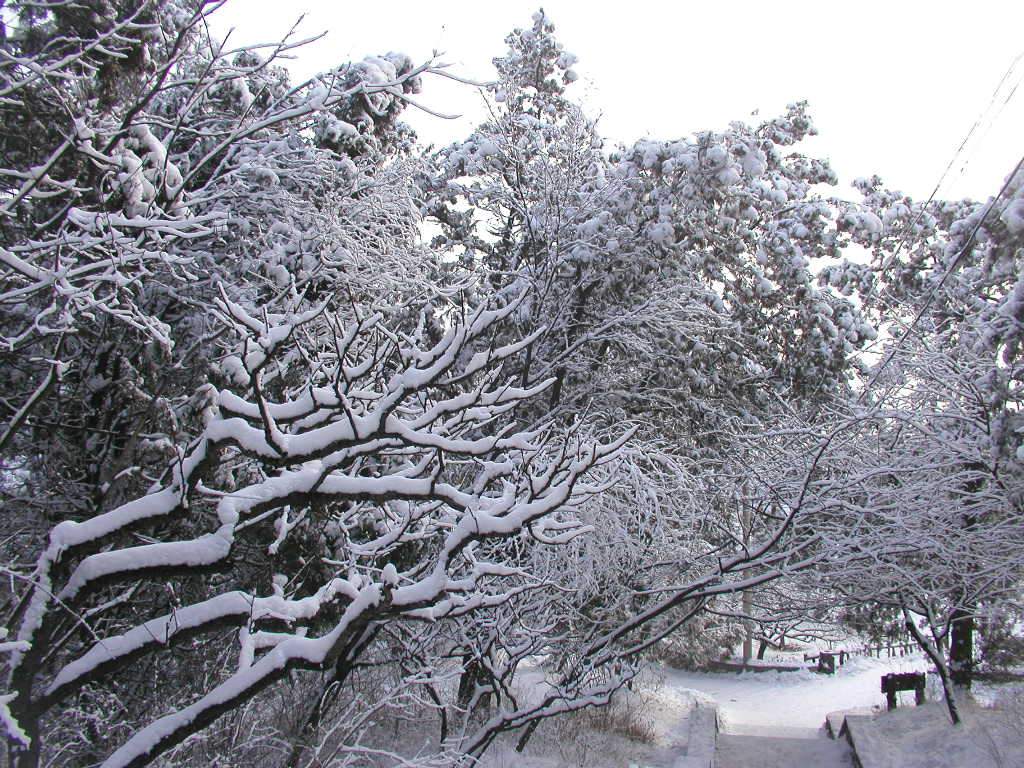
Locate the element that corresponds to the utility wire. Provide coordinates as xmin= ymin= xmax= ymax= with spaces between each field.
xmin=954 ymin=50 xmax=1024 ymax=185
xmin=860 ymin=152 xmax=1024 ymax=402
xmin=880 ymin=49 xmax=1024 ymax=272
xmin=858 ymin=47 xmax=1024 ymax=403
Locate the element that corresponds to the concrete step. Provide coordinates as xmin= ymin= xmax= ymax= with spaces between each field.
xmin=716 ymin=733 xmax=854 ymax=768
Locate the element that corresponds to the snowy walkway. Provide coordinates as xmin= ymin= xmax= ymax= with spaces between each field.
xmin=661 ymin=652 xmax=928 ymax=733
xmin=649 ymin=653 xmax=930 ymax=767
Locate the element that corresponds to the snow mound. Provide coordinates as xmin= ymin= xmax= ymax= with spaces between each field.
xmin=843 ymin=701 xmax=1024 ymax=768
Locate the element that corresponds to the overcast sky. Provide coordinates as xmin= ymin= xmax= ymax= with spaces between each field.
xmin=211 ymin=1 xmax=1023 ymax=201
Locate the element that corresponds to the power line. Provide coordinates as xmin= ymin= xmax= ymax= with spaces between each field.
xmin=953 ymin=49 xmax=1024 ymax=186
xmin=861 ymin=152 xmax=1024 ymax=402
xmin=857 ymin=45 xmax=1024 ymax=403
xmin=880 ymin=48 xmax=1024 ymax=273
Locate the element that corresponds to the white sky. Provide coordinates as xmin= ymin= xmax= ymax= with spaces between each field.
xmin=210 ymin=0 xmax=1023 ymax=201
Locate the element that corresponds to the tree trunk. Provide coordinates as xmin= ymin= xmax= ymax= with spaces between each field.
xmin=903 ymin=608 xmax=961 ymax=724
xmin=548 ymin=366 xmax=566 ymax=411
xmin=740 ymin=498 xmax=753 ymax=662
xmin=949 ymin=608 xmax=974 ymax=690
xmin=284 ymin=624 xmax=379 ymax=768
xmin=457 ymin=655 xmax=491 ymax=714
xmin=515 ymin=719 xmax=540 ymax=753
xmin=933 ymin=657 xmax=963 ymax=725
xmin=8 ymin=722 xmax=41 ymax=768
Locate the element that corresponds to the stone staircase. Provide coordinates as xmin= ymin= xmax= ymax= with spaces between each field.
xmin=715 ymin=732 xmax=854 ymax=768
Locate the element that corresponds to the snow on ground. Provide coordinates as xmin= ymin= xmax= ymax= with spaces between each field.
xmin=480 ymin=668 xmax=706 ymax=768
xmin=481 ymin=650 xmax=1024 ymax=768
xmin=844 ymin=699 xmax=1024 ymax=768
xmin=661 ymin=652 xmax=929 ymax=734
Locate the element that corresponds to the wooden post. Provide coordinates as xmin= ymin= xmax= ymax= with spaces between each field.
xmin=883 ymin=675 xmax=898 ymax=711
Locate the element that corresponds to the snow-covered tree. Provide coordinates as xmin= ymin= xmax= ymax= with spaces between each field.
xmin=818 ymin=161 xmax=1024 ymax=708
xmin=421 ymin=11 xmax=879 ymax=681
xmin=3 ymin=4 xmax=629 ymax=766
xmin=2 ymin=290 xmax=628 ymax=766
xmin=6 ymin=2 xmax=1019 ymax=763
xmin=0 ymin=0 xmax=435 ymax=539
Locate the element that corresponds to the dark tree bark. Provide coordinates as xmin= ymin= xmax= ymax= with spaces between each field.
xmin=949 ymin=608 xmax=974 ymax=689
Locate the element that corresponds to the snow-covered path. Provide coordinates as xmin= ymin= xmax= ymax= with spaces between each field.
xmin=486 ymin=653 xmax=934 ymax=767
xmin=662 ymin=652 xmax=929 ymax=733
